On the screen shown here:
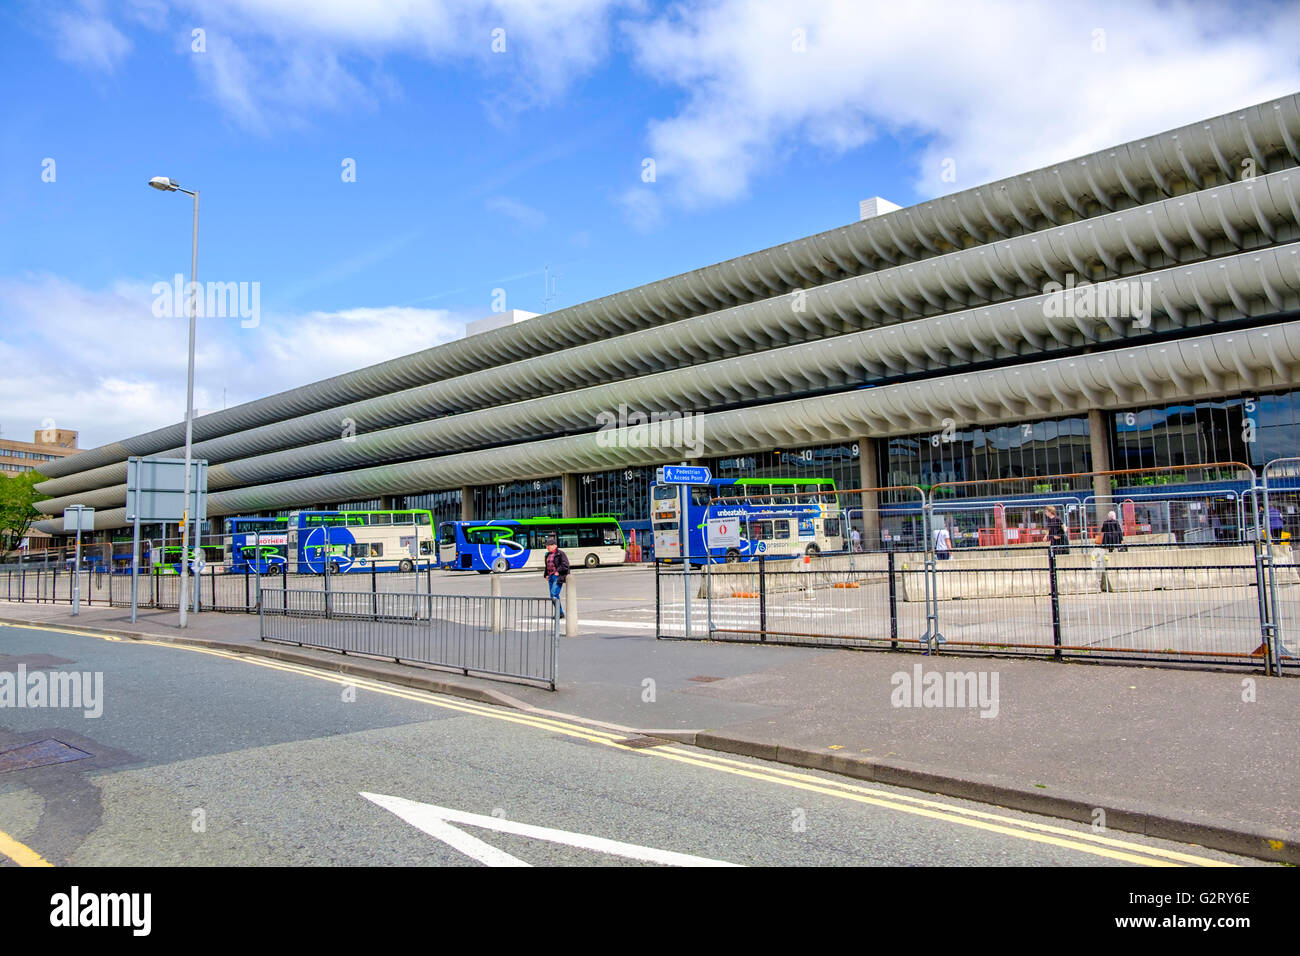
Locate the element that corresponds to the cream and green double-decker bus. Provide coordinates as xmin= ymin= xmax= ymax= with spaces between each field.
xmin=285 ymin=509 xmax=435 ymax=573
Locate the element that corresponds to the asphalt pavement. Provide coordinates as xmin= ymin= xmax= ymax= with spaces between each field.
xmin=1 ymin=564 xmax=1296 ymax=864
xmin=0 ymin=622 xmax=1268 ymax=867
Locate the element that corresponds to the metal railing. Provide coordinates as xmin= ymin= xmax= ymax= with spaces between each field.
xmin=0 ymin=560 xmax=445 ymax=615
xmin=657 ymin=463 xmax=1300 ymax=672
xmin=259 ymin=588 xmax=559 ymax=689
xmin=656 ymin=540 xmax=1278 ymax=668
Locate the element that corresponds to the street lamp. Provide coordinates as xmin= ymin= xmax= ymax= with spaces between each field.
xmin=148 ymin=175 xmax=200 ymax=627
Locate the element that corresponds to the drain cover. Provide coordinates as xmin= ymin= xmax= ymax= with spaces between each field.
xmin=0 ymin=739 xmax=92 ymax=773
xmin=614 ymin=736 xmax=666 ymax=749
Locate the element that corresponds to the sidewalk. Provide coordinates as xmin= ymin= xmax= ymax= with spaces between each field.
xmin=2 ymin=599 xmax=1296 ymax=863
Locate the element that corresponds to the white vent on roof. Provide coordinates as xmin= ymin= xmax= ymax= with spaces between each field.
xmin=859 ymin=196 xmax=902 ymax=220
xmin=464 ymin=309 xmax=540 ymax=338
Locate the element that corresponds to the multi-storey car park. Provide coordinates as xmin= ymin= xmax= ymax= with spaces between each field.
xmin=29 ymin=92 xmax=1300 ymax=556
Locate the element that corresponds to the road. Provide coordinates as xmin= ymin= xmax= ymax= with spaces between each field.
xmin=0 ymin=622 xmax=1269 ymax=867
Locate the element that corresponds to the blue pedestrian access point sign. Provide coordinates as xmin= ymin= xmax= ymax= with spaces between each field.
xmin=657 ymin=465 xmax=711 ymax=484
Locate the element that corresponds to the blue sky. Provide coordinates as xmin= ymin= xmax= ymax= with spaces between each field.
xmin=2 ymin=0 xmax=1299 ymax=449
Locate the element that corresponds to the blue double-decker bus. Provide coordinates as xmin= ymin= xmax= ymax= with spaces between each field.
xmin=650 ymin=476 xmax=844 ymax=564
xmin=223 ymin=516 xmax=289 ymax=574
xmin=285 ymin=509 xmax=436 ymax=573
xmin=438 ymin=517 xmax=627 ymax=573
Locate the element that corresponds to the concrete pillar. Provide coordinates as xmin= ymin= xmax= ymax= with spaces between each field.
xmin=562 ymin=473 xmax=578 ymax=518
xmin=858 ymin=437 xmax=882 ymax=550
xmin=1088 ymin=408 xmax=1113 ymax=531
xmin=490 ymin=573 xmax=502 ymax=633
xmin=564 ymin=574 xmax=578 ymax=637
xmin=460 ymin=486 xmax=474 ymax=521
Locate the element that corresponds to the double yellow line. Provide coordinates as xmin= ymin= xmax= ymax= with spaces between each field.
xmin=0 ymin=622 xmax=1233 ymax=867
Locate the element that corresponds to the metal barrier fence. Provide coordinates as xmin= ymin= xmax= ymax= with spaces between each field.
xmin=656 ymin=540 xmax=1279 ymax=668
xmin=259 ymin=588 xmax=559 ymax=689
xmin=0 ymin=562 xmax=442 ymax=614
xmin=1262 ymin=457 xmax=1300 ymax=672
xmin=658 ymin=463 xmax=1300 ymax=672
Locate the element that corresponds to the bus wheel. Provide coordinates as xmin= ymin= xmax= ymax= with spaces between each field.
xmin=399 ymin=559 xmax=414 ymax=572
xmin=492 ymin=557 xmax=509 ymax=574
xmin=724 ymin=549 xmax=741 ymax=564
xmin=266 ymin=565 xmax=282 ymax=576
xmin=476 ymin=569 xmax=491 ymax=575
xmin=584 ymin=553 xmax=600 ymax=568
xmin=805 ymin=544 xmax=821 ymax=557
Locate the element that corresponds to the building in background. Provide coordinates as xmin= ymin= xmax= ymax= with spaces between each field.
xmin=1 ymin=428 xmax=80 ymax=556
xmin=1 ymin=428 xmax=80 ymax=476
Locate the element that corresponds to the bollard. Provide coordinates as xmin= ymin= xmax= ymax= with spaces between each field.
xmin=564 ymin=574 xmax=578 ymax=637
xmin=490 ymin=573 xmax=503 ymax=633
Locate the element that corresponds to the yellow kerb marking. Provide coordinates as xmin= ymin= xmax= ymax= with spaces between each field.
xmin=0 ymin=828 xmax=52 ymax=867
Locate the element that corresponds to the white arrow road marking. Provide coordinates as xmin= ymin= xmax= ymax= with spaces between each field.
xmin=362 ymin=792 xmax=740 ymax=867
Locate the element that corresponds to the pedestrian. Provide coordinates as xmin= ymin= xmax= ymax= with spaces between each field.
xmin=1100 ymin=510 xmax=1123 ymax=548
xmin=1044 ymin=505 xmax=1068 ymax=554
xmin=933 ymin=522 xmax=952 ymax=561
xmin=542 ymin=536 xmax=570 ymax=619
xmin=1269 ymin=504 xmax=1284 ymax=541
xmin=850 ymin=527 xmax=861 ymax=552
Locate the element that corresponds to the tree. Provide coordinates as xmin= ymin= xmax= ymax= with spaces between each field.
xmin=0 ymin=472 xmax=46 ymax=559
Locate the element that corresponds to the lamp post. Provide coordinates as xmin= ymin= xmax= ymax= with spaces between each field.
xmin=148 ymin=176 xmax=200 ymax=627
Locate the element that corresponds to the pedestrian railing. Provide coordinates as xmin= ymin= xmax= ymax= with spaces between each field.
xmin=0 ymin=562 xmax=446 ymax=615
xmin=656 ymin=540 xmax=1290 ymax=670
xmin=259 ymin=588 xmax=559 ymax=689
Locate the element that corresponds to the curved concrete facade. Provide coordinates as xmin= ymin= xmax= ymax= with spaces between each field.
xmin=31 ymin=93 xmax=1300 ymax=533
xmin=34 ymin=169 xmax=1300 ymax=499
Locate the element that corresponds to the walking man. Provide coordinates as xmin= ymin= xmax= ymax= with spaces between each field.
xmin=543 ymin=537 xmax=571 ymax=620
xmin=933 ymin=521 xmax=952 ymax=560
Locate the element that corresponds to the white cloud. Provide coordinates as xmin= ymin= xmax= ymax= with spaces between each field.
xmin=625 ymin=0 xmax=1300 ymax=208
xmin=615 ymin=185 xmax=664 ymax=232
xmin=171 ymin=0 xmax=636 ymax=129
xmin=51 ymin=0 xmax=133 ymax=71
xmin=0 ymin=274 xmax=468 ymax=449
xmin=485 ymin=196 xmax=547 ymax=229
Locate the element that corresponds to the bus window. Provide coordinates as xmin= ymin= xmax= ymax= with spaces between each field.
xmin=652 ymin=484 xmax=677 ymax=501
xmin=603 ymin=526 xmax=623 ymax=546
xmin=439 ymin=524 xmax=456 ymax=546
xmin=419 ymin=540 xmax=436 ymax=556
xmin=415 ymin=513 xmax=431 ymax=526
xmin=347 ymin=514 xmax=367 ymax=526
xmin=824 ymin=517 xmax=841 ymax=538
xmin=577 ymin=526 xmax=604 ymax=548
xmin=691 ymin=486 xmax=713 ymax=507
xmin=774 ymin=520 xmax=792 ymax=539
xmin=714 ymin=484 xmax=742 ymax=501
xmin=370 ymin=513 xmax=392 ymax=526
xmin=558 ymin=531 xmax=579 ymax=550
